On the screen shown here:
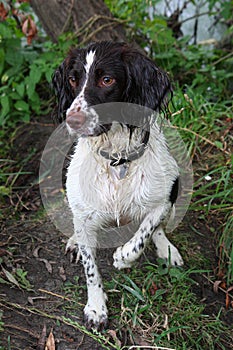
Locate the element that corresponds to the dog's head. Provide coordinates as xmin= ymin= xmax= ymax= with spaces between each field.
xmin=52 ymin=41 xmax=172 ymax=135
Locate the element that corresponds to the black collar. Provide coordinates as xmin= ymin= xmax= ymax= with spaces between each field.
xmin=99 ymin=128 xmax=150 ymax=166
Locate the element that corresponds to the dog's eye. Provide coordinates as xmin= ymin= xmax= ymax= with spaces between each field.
xmin=69 ymin=76 xmax=78 ymax=88
xmin=99 ymin=76 xmax=115 ymax=87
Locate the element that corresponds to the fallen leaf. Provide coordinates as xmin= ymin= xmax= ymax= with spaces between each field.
xmin=1 ymin=266 xmax=20 ymax=288
xmin=149 ymin=281 xmax=158 ymax=295
xmin=0 ymin=248 xmax=10 ymax=257
xmin=33 ymin=246 xmax=41 ymax=258
xmin=226 ymin=286 xmax=233 ymax=310
xmin=213 ymin=280 xmax=223 ymax=293
xmin=45 ymin=329 xmax=55 ymax=350
xmin=107 ymin=329 xmax=121 ymax=347
xmin=39 ymin=259 xmax=53 ymax=274
xmin=226 ymin=292 xmax=230 ymax=310
xmin=37 ymin=324 xmax=46 ymax=350
xmin=58 ymin=266 xmax=67 ymax=281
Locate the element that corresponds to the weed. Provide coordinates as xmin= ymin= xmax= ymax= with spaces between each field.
xmin=0 ymin=262 xmax=33 ymax=291
xmin=14 ymin=268 xmax=34 ymax=291
xmin=107 ymin=261 xmax=232 ymax=349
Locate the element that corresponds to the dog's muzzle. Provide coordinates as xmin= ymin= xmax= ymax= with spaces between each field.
xmin=66 ymin=109 xmax=86 ymax=130
xmin=66 ymin=107 xmax=99 ymax=136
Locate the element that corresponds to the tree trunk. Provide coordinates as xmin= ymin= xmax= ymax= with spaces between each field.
xmin=30 ymin=0 xmax=127 ymax=44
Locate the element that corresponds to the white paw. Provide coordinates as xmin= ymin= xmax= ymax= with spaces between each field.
xmin=157 ymin=243 xmax=184 ymax=266
xmin=65 ymin=235 xmax=80 ymax=263
xmin=113 ymin=246 xmax=133 ymax=270
xmin=84 ymin=299 xmax=108 ymax=330
xmin=152 ymin=229 xmax=183 ymax=266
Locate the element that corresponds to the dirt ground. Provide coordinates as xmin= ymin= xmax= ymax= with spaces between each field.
xmin=0 ymin=117 xmax=232 ymax=349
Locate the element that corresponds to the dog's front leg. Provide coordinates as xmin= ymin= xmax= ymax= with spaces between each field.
xmin=78 ymin=244 xmax=108 ymax=330
xmin=113 ymin=205 xmax=170 ymax=270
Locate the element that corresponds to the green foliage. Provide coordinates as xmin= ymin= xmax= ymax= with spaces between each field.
xmin=0 ymin=17 xmax=76 ymax=128
xmin=105 ymin=0 xmax=233 ymax=101
xmin=219 ymin=212 xmax=233 ymax=285
xmin=108 ymin=262 xmax=231 ymax=349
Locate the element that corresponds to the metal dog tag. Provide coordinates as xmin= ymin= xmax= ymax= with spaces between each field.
xmin=119 ymin=163 xmax=129 ymax=179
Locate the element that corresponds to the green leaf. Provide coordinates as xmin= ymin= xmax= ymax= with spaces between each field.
xmin=15 ymin=83 xmax=25 ymax=97
xmin=22 ymin=50 xmax=39 ymax=63
xmin=122 ymin=284 xmax=145 ymax=302
xmin=14 ymin=100 xmax=29 ymax=112
xmin=0 ymin=94 xmax=10 ymax=120
xmin=45 ymin=66 xmax=54 ymax=83
xmin=0 ymin=185 xmax=11 ymax=196
xmin=29 ymin=64 xmax=42 ymax=85
xmin=1 ymin=266 xmax=20 ymax=288
xmin=214 ymin=141 xmax=223 ymax=150
xmin=0 ymin=48 xmax=5 ymax=76
xmin=9 ymin=92 xmax=22 ymax=100
xmin=0 ymin=22 xmax=13 ymax=39
xmin=6 ymin=43 xmax=23 ymax=66
xmin=122 ymin=275 xmax=145 ymax=301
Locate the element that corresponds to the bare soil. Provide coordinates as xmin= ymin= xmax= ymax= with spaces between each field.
xmin=0 ymin=116 xmax=232 ymax=349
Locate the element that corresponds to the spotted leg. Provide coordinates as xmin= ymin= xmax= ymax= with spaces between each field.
xmin=113 ymin=206 xmax=170 ymax=270
xmin=79 ymin=244 xmax=108 ymax=330
xmin=66 ymin=225 xmax=108 ymax=330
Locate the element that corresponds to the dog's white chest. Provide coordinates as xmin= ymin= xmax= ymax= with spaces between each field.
xmin=66 ymin=126 xmax=179 ymax=224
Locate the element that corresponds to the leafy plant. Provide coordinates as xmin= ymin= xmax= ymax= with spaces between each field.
xmin=105 ymin=0 xmax=233 ymax=101
xmin=0 ymin=3 xmax=76 ymax=129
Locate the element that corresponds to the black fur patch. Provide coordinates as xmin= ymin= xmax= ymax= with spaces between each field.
xmin=169 ymin=177 xmax=179 ymax=205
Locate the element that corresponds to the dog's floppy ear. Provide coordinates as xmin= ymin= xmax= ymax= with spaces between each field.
xmin=52 ymin=60 xmax=74 ymax=123
xmin=122 ymin=48 xmax=172 ymax=112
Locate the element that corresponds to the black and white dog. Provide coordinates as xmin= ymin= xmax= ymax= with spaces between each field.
xmin=52 ymin=41 xmax=183 ymax=330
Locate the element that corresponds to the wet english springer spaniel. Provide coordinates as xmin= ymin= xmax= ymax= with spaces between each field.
xmin=52 ymin=41 xmax=183 ymax=330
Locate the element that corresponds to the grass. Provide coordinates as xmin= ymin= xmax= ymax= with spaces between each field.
xmin=105 ymin=259 xmax=232 ymax=350
xmin=170 ymin=89 xmax=233 ymax=287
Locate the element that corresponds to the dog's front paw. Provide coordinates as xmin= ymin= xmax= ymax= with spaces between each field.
xmin=168 ymin=245 xmax=184 ymax=266
xmin=84 ymin=301 xmax=108 ymax=331
xmin=157 ymin=244 xmax=184 ymax=267
xmin=152 ymin=229 xmax=183 ymax=267
xmin=65 ymin=235 xmax=80 ymax=263
xmin=113 ymin=246 xmax=133 ymax=270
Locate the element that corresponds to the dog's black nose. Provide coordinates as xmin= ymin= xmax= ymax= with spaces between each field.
xmin=66 ymin=110 xmax=86 ymax=130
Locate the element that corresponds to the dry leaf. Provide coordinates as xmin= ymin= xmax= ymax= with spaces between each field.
xmin=37 ymin=324 xmax=46 ymax=350
xmin=58 ymin=266 xmax=67 ymax=281
xmin=149 ymin=281 xmax=158 ymax=295
xmin=33 ymin=246 xmax=41 ymax=258
xmin=213 ymin=280 xmax=222 ymax=293
xmin=45 ymin=329 xmax=55 ymax=350
xmin=107 ymin=329 xmax=121 ymax=347
xmin=2 ymin=266 xmax=20 ymax=288
xmin=22 ymin=15 xmax=37 ymax=44
xmin=226 ymin=292 xmax=230 ymax=310
xmin=226 ymin=286 xmax=233 ymax=310
xmin=0 ymin=3 xmax=8 ymax=20
xmin=39 ymin=258 xmax=53 ymax=274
